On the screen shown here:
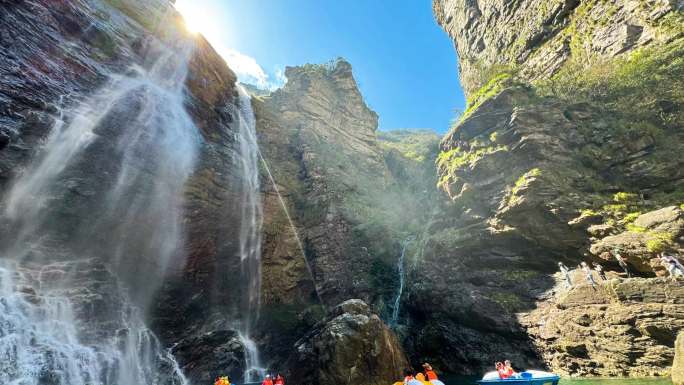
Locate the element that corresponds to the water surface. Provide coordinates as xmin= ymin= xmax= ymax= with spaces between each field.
xmin=443 ymin=376 xmax=672 ymax=385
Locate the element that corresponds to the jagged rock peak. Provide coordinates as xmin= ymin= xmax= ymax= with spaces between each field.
xmin=277 ymin=58 xmax=379 ymax=130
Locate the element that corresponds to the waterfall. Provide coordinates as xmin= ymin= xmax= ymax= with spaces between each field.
xmin=0 ymin=33 xmax=196 ymax=384
xmin=235 ymin=85 xmax=266 ymax=383
xmin=391 ymin=237 xmax=414 ymax=326
xmin=0 ymin=262 xmax=187 ymax=385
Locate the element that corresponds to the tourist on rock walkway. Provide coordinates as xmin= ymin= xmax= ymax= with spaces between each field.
xmin=593 ymin=262 xmax=607 ymax=280
xmin=581 ymin=262 xmax=597 ymax=288
xmin=661 ymin=255 xmax=684 ymax=281
xmin=558 ymin=262 xmax=572 ymax=288
xmin=612 ymin=249 xmax=631 ymax=277
xmin=661 ymin=252 xmax=684 ymax=275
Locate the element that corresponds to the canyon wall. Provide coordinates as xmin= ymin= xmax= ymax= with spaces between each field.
xmin=252 ymin=59 xmax=438 ymax=373
xmin=425 ymin=0 xmax=684 ymax=376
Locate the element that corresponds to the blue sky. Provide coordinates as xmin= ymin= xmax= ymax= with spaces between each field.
xmin=175 ymin=0 xmax=465 ymax=133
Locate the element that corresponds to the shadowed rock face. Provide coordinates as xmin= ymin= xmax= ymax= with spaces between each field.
xmin=256 ymin=60 xmax=387 ymax=307
xmin=286 ymin=300 xmax=409 ymax=385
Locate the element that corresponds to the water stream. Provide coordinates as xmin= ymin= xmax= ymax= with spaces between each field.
xmin=235 ymin=85 xmax=267 ymax=383
xmin=391 ymin=237 xmax=414 ymax=326
xmin=0 ymin=33 xmax=196 ymax=385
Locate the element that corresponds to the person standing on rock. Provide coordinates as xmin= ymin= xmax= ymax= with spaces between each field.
xmin=558 ymin=262 xmax=572 ymax=288
xmin=612 ymin=249 xmax=631 ymax=277
xmin=581 ymin=262 xmax=597 ymax=288
xmin=593 ymin=262 xmax=607 ymax=280
xmin=661 ymin=255 xmax=684 ymax=281
xmin=661 ymin=252 xmax=684 ymax=275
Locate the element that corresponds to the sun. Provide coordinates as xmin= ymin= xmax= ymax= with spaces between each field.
xmin=174 ymin=0 xmax=220 ymax=40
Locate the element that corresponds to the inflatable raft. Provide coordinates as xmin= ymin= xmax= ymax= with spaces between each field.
xmin=477 ymin=370 xmax=560 ymax=385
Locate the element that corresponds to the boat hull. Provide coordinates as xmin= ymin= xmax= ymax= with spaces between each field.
xmin=477 ymin=376 xmax=559 ymax=385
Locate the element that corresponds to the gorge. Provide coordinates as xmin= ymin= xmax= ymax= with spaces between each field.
xmin=0 ymin=0 xmax=683 ymax=384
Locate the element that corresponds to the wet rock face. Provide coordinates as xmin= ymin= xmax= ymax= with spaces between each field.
xmin=433 ymin=0 xmax=681 ymax=95
xmin=674 ymin=331 xmax=684 ymax=385
xmin=0 ymin=0 xmax=246 ymax=380
xmin=171 ymin=330 xmax=247 ymax=384
xmin=521 ymin=278 xmax=684 ymax=377
xmin=287 ymin=300 xmax=408 ymax=385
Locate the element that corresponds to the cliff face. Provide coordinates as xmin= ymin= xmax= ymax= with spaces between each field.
xmin=522 ymin=278 xmax=684 ymax=377
xmin=433 ymin=0 xmax=683 ymax=95
xmin=255 ymin=60 xmax=438 ymax=311
xmin=427 ymin=0 xmax=684 ymax=376
xmin=252 ymin=60 xmax=439 ymax=374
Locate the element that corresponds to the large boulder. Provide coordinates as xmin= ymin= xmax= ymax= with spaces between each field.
xmin=287 ymin=300 xmax=408 ymax=385
xmin=171 ymin=329 xmax=246 ymax=384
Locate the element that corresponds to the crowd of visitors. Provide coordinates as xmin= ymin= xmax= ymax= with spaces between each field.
xmin=557 ymin=248 xmax=684 ymax=289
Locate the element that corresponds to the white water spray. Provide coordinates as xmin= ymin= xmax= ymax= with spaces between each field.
xmin=0 ymin=33 xmax=197 ymax=385
xmin=0 ymin=262 xmax=188 ymax=385
xmin=391 ymin=237 xmax=414 ymax=326
xmin=235 ymin=85 xmax=267 ymax=383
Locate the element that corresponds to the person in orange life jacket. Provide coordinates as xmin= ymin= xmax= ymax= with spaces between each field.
xmin=495 ymin=362 xmax=507 ymax=379
xmin=261 ymin=374 xmax=274 ymax=385
xmin=416 ymin=373 xmax=432 ymax=385
xmin=404 ymin=369 xmax=422 ymax=385
xmin=274 ymin=374 xmax=285 ymax=385
xmin=504 ymin=360 xmax=516 ymax=377
xmin=422 ymin=363 xmax=438 ymax=380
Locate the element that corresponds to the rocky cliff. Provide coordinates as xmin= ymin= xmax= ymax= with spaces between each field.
xmin=424 ymin=0 xmax=684 ymax=377
xmin=675 ymin=331 xmax=684 ymax=385
xmin=522 ymin=278 xmax=684 ymax=377
xmin=252 ymin=59 xmax=439 ymax=373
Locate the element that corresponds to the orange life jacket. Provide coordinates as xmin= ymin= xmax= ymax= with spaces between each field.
xmin=426 ymin=371 xmax=438 ymax=380
xmin=498 ymin=368 xmax=509 ymax=379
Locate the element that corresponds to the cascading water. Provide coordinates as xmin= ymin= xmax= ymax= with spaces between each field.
xmin=0 ymin=262 xmax=187 ymax=385
xmin=391 ymin=237 xmax=414 ymax=326
xmin=0 ymin=27 xmax=197 ymax=385
xmin=235 ymin=85 xmax=267 ymax=383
